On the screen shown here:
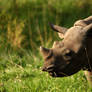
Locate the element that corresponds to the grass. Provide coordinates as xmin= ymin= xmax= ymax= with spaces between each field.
xmin=0 ymin=0 xmax=92 ymax=92
xmin=0 ymin=52 xmax=92 ymax=92
xmin=0 ymin=0 xmax=92 ymax=50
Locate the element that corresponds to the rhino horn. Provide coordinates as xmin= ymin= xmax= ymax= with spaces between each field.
xmin=40 ymin=46 xmax=50 ymax=57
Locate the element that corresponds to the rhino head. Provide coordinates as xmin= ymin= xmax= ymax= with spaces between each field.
xmin=40 ymin=16 xmax=92 ymax=77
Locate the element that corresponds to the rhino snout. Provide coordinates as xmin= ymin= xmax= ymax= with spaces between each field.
xmin=42 ymin=65 xmax=54 ymax=72
xmin=42 ymin=67 xmax=47 ymax=71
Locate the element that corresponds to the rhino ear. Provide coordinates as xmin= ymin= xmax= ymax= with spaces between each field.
xmin=49 ymin=23 xmax=67 ymax=38
xmin=40 ymin=46 xmax=50 ymax=58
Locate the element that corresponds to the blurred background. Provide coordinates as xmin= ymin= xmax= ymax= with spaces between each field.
xmin=0 ymin=0 xmax=92 ymax=92
xmin=0 ymin=0 xmax=92 ymax=53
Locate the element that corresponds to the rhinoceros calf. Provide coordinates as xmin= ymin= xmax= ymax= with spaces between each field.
xmin=40 ymin=16 xmax=92 ymax=86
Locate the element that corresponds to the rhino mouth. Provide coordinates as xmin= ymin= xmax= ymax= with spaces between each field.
xmin=46 ymin=66 xmax=68 ymax=77
xmin=48 ymin=68 xmax=80 ymax=77
xmin=46 ymin=61 xmax=83 ymax=77
xmin=47 ymin=67 xmax=69 ymax=77
xmin=43 ymin=65 xmax=68 ymax=77
xmin=48 ymin=71 xmax=68 ymax=77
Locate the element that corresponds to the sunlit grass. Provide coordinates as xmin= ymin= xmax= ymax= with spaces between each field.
xmin=0 ymin=53 xmax=92 ymax=92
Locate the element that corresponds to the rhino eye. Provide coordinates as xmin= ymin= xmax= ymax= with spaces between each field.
xmin=46 ymin=52 xmax=53 ymax=60
xmin=64 ymin=51 xmax=75 ymax=60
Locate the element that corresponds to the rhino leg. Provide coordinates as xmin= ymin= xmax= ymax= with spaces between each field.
xmin=84 ymin=71 xmax=92 ymax=86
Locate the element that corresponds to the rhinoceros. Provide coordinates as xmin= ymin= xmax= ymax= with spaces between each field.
xmin=40 ymin=16 xmax=92 ymax=85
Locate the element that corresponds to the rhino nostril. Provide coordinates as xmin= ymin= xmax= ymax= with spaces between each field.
xmin=42 ymin=67 xmax=47 ymax=71
xmin=42 ymin=65 xmax=54 ymax=72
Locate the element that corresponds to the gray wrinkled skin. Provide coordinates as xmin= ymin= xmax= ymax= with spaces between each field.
xmin=40 ymin=16 xmax=92 ymax=85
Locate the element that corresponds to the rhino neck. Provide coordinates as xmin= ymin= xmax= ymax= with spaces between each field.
xmin=83 ymin=41 xmax=92 ymax=71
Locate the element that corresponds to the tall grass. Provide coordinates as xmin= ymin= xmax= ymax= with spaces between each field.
xmin=0 ymin=0 xmax=92 ymax=52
